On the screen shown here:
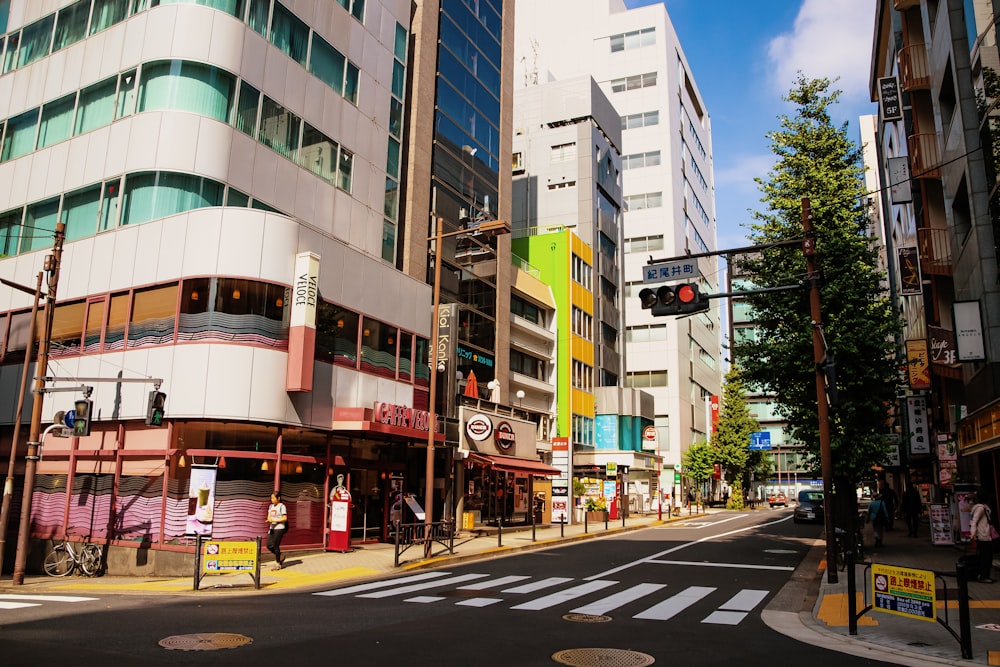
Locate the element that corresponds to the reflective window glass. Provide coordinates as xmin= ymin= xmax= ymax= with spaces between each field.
xmin=308 ymin=35 xmax=345 ymax=96
xmin=1 ymin=109 xmax=39 ymax=161
xmin=0 ymin=208 xmax=21 ymax=256
xmin=83 ymin=298 xmax=106 ymax=352
xmin=75 ymin=77 xmax=117 ymax=135
xmin=269 ymin=4 xmax=308 ymax=67
xmin=337 ymin=148 xmax=353 ymax=192
xmin=23 ymin=197 xmax=59 ymax=252
xmin=234 ymin=81 xmax=260 ymax=136
xmin=247 ymin=0 xmax=269 ymax=36
xmin=258 ymin=96 xmax=299 ymax=160
xmin=345 ymin=62 xmax=359 ymax=104
xmin=138 ymin=60 xmax=234 ymax=122
xmin=316 ymin=303 xmax=359 ymax=366
xmin=299 ymin=124 xmax=337 ymax=183
xmin=381 ymin=219 xmax=395 ymax=263
xmin=18 ymin=15 xmax=54 ymax=68
xmin=104 ymin=292 xmax=129 ymax=351
xmin=394 ymin=22 xmax=407 ymax=62
xmin=37 ymin=94 xmax=75 ymax=149
xmin=360 ymin=317 xmax=397 ymax=378
xmin=91 ymin=0 xmax=129 ymax=35
xmin=53 ymin=0 xmax=90 ymax=52
xmin=122 ymin=172 xmax=224 ymax=226
xmin=2 ymin=32 xmax=18 ymax=73
xmin=62 ymin=185 xmax=102 ymax=241
xmin=115 ymin=69 xmax=138 ymax=119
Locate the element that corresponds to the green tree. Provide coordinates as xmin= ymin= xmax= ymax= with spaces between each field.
xmin=710 ymin=369 xmax=760 ymax=509
xmin=734 ymin=75 xmax=900 ymax=517
xmin=681 ymin=441 xmax=714 ymax=508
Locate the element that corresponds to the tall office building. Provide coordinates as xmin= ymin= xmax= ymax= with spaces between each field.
xmin=0 ymin=0 xmax=448 ymax=574
xmin=514 ymin=0 xmax=722 ymax=471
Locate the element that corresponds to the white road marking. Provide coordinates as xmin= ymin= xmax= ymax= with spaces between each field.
xmin=357 ymin=573 xmax=489 ymax=598
xmin=702 ymin=610 xmax=747 ymax=625
xmin=633 ymin=586 xmax=715 ymax=621
xmin=645 ymin=559 xmax=794 ymax=572
xmin=314 ymin=571 xmax=452 ymax=597
xmin=404 ymin=596 xmax=445 ymax=603
xmin=0 ymin=601 xmax=41 ymax=609
xmin=719 ymin=589 xmax=769 ymax=611
xmin=457 ymin=575 xmax=530 ymax=590
xmin=0 ymin=594 xmax=98 ymax=602
xmin=502 ymin=576 xmax=573 ymax=594
xmin=569 ymin=583 xmax=667 ymax=616
xmin=587 ymin=514 xmax=793 ymax=580
xmin=456 ymin=597 xmax=503 ymax=607
xmin=510 ymin=580 xmax=618 ymax=611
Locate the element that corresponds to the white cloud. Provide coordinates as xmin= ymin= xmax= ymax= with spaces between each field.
xmin=714 ymin=153 xmax=776 ymax=193
xmin=767 ymin=0 xmax=876 ymax=106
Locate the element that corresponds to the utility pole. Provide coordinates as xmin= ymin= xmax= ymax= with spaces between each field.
xmin=12 ymin=222 xmax=65 ymax=585
xmin=802 ymin=199 xmax=838 ymax=585
xmin=0 ymin=272 xmax=43 ymax=577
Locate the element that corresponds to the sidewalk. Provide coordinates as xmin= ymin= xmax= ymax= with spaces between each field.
xmin=5 ymin=509 xmax=1000 ymax=665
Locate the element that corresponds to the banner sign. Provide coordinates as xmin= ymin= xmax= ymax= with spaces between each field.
xmin=907 ymin=396 xmax=930 ymax=455
xmin=872 ymin=563 xmax=936 ymax=621
xmin=906 ymin=339 xmax=931 ymax=390
xmin=898 ymin=247 xmax=922 ymax=296
xmin=878 ymin=76 xmax=903 ymax=121
xmin=954 ymin=301 xmax=986 ymax=361
xmin=889 ymin=157 xmax=912 ymax=204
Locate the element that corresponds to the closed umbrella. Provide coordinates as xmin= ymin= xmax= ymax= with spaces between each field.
xmin=464 ymin=370 xmax=479 ymax=398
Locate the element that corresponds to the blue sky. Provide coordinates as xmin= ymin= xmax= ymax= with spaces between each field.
xmin=624 ymin=0 xmax=879 ymax=249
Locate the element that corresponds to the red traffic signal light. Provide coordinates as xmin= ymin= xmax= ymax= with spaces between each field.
xmin=639 ymin=283 xmax=708 ymax=316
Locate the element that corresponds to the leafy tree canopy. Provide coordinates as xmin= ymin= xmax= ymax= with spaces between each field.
xmin=733 ymin=74 xmax=901 ymax=485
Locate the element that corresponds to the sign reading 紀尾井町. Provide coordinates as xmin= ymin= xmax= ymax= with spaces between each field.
xmin=872 ymin=563 xmax=936 ymax=622
xmin=642 ymin=260 xmax=699 ymax=284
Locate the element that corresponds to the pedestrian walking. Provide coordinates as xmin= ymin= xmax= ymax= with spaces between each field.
xmin=266 ymin=491 xmax=288 ymax=569
xmin=879 ymin=480 xmax=897 ymax=531
xmin=969 ymin=492 xmax=996 ymax=583
xmin=868 ymin=493 xmax=889 ymax=547
xmin=901 ymin=486 xmax=922 ymax=537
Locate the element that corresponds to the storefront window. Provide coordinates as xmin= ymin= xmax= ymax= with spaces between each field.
xmin=82 ymin=298 xmax=106 ymax=352
xmin=398 ymin=331 xmax=412 ymax=382
xmin=49 ymin=300 xmax=86 ymax=357
xmin=315 ymin=302 xmax=358 ymax=367
xmin=178 ymin=277 xmax=288 ymax=346
xmin=414 ymin=335 xmax=430 ymax=386
xmin=128 ymin=284 xmax=178 ymax=348
xmin=360 ymin=317 xmax=397 ymax=378
xmin=104 ymin=292 xmax=130 ymax=351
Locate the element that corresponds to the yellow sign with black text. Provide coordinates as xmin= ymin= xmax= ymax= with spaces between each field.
xmin=871 ymin=563 xmax=936 ymax=622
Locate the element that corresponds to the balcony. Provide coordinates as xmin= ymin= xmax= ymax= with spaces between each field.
xmin=899 ymin=43 xmax=930 ymax=91
xmin=907 ymin=134 xmax=941 ymax=179
xmin=893 ymin=0 xmax=919 ymax=9
xmin=917 ymin=227 xmax=953 ymax=276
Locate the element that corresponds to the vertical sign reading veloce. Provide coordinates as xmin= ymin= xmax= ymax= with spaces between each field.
xmin=286 ymin=251 xmax=320 ymax=392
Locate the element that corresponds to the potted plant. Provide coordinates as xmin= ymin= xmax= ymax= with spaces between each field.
xmin=583 ymin=496 xmax=608 ymax=523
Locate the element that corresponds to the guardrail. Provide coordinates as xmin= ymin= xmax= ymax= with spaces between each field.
xmin=393 ymin=519 xmax=455 ymax=567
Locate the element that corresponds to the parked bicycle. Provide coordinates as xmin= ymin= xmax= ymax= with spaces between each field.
xmin=44 ymin=534 xmax=103 ymax=577
xmin=834 ymin=513 xmax=867 ymax=571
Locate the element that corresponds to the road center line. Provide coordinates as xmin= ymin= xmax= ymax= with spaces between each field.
xmin=585 ymin=514 xmax=793 ymax=580
xmin=644 ymin=559 xmax=794 ymax=571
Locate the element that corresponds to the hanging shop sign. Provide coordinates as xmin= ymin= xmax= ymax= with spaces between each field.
xmin=495 ymin=421 xmax=515 ymax=452
xmin=907 ymin=396 xmax=930 ymax=455
xmin=954 ymin=301 xmax=986 ymax=361
xmin=878 ymin=76 xmax=903 ymax=121
xmin=466 ymin=414 xmax=494 ymax=442
xmin=905 ymin=339 xmax=931 ymax=390
xmin=897 ymin=247 xmax=922 ymax=296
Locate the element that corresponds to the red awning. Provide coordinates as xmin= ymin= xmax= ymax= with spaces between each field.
xmin=468 ymin=453 xmax=561 ymax=476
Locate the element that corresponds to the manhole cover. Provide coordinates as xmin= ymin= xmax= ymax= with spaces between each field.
xmin=158 ymin=633 xmax=253 ymax=651
xmin=562 ymin=613 xmax=613 ymax=623
xmin=552 ymin=648 xmax=655 ymax=666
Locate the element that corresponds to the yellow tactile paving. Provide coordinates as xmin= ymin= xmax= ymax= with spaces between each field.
xmin=816 ymin=592 xmax=879 ymax=627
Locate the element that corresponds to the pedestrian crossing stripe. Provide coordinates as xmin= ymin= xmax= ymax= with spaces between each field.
xmin=314 ymin=573 xmax=770 ymax=624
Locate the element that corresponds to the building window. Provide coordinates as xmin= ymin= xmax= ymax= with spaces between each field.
xmin=128 ymin=284 xmax=178 ymax=349
xmin=138 ymin=60 xmax=234 ymax=122
xmin=621 ymin=110 xmax=659 ymax=130
xmin=610 ymin=72 xmax=657 ymax=93
xmin=48 ymin=300 xmax=87 ymax=358
xmin=360 ymin=317 xmax=398 ymax=378
xmin=258 ymin=96 xmax=300 ymax=160
xmin=53 ymin=0 xmax=89 ymax=52
xmin=609 ymin=27 xmax=655 ymax=52
xmin=625 ymin=192 xmax=663 ymax=210
xmin=269 ymin=3 xmax=309 ymax=67
xmin=623 ymin=150 xmax=661 ymax=170
xmin=316 ymin=303 xmax=359 ymax=367
xmin=551 ymin=142 xmax=576 ymax=162
xmin=121 ymin=172 xmax=224 ymax=226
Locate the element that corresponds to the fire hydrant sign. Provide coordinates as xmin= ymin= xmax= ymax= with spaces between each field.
xmin=872 ymin=563 xmax=936 ymax=622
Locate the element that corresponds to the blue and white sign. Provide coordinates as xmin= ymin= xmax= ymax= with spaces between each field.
xmin=642 ymin=260 xmax=699 ymax=284
xmin=749 ymin=431 xmax=771 ymax=450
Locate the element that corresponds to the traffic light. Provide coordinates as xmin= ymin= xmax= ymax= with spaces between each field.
xmin=73 ymin=398 xmax=92 ymax=437
xmin=639 ymin=283 xmax=709 ymax=316
xmin=146 ymin=391 xmax=167 ymax=426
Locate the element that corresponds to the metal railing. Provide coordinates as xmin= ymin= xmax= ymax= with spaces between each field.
xmin=393 ymin=519 xmax=455 ymax=567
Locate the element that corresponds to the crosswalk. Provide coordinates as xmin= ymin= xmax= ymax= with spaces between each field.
xmin=314 ymin=572 xmax=770 ymax=625
xmin=0 ymin=593 xmax=99 ymax=611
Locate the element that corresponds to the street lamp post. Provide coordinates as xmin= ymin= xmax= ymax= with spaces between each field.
xmin=0 ymin=272 xmax=43 ymax=577
xmin=424 ymin=216 xmax=509 ymax=558
xmin=12 ymin=222 xmax=65 ymax=585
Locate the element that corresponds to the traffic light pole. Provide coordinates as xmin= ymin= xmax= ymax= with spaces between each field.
xmin=0 ymin=272 xmax=43 ymax=579
xmin=12 ymin=222 xmax=65 ymax=585
xmin=802 ymin=198 xmax=838 ymax=585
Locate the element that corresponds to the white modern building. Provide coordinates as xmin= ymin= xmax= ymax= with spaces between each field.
xmin=514 ymin=0 xmax=722 ymax=470
xmin=0 ymin=0 xmax=440 ymax=575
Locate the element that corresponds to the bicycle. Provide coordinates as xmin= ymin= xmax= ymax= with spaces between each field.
xmin=834 ymin=515 xmax=867 ymax=571
xmin=44 ymin=536 xmax=103 ymax=577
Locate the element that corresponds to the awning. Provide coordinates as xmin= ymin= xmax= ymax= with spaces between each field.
xmin=468 ymin=453 xmax=561 ymax=476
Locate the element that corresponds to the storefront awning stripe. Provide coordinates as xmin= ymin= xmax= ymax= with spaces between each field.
xmin=468 ymin=453 xmax=560 ymax=476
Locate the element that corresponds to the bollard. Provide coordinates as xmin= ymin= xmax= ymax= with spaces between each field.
xmin=604 ymin=510 xmax=609 ymax=530
xmin=560 ymin=518 xmax=565 ymax=537
xmin=497 ymin=516 xmax=503 ymax=548
xmin=584 ymin=511 xmax=589 ymax=534
xmin=847 ymin=548 xmax=857 ymax=635
xmin=957 ymin=556 xmax=975 ymax=659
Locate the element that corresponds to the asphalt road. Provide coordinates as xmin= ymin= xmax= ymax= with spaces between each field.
xmin=1 ymin=511 xmax=899 ymax=666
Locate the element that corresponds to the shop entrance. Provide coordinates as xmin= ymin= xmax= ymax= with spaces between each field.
xmin=344 ymin=465 xmax=403 ymax=543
